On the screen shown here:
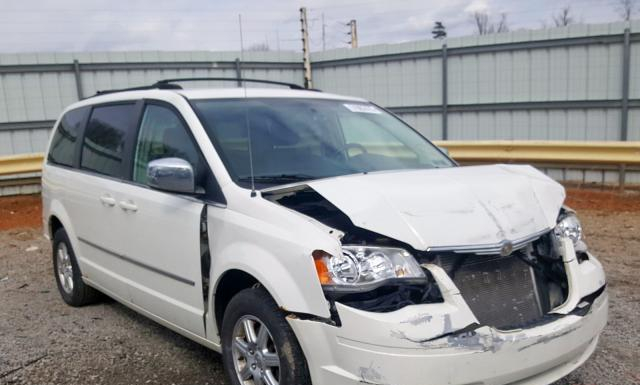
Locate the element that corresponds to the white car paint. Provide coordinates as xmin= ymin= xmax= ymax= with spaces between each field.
xmin=306 ymin=164 xmax=565 ymax=250
xmin=42 ymin=87 xmax=607 ymax=385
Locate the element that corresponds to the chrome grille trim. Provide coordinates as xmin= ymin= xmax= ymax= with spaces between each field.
xmin=426 ymin=227 xmax=552 ymax=255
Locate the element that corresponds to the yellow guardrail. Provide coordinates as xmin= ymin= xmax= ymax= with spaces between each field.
xmin=0 ymin=141 xmax=639 ymax=179
xmin=433 ymin=140 xmax=640 ymax=165
xmin=0 ymin=153 xmax=44 ymax=176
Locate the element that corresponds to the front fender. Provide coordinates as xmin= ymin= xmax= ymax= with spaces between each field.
xmin=206 ymin=201 xmax=340 ymax=323
xmin=210 ymin=240 xmax=330 ymax=318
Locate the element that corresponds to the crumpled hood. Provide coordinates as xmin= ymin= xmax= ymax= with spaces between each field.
xmin=306 ymin=164 xmax=565 ymax=251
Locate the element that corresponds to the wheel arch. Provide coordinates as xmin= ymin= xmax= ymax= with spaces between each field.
xmin=209 ymin=244 xmax=331 ymax=330
xmin=46 ymin=200 xmax=81 ymax=258
xmin=49 ymin=215 xmax=64 ymax=238
xmin=210 ymin=248 xmax=331 ymax=338
xmin=213 ymin=269 xmax=261 ymax=333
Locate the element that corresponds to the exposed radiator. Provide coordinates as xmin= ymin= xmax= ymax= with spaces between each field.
xmin=437 ymin=253 xmax=543 ymax=329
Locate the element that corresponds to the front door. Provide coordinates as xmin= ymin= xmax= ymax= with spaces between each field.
xmin=113 ymin=102 xmax=216 ymax=337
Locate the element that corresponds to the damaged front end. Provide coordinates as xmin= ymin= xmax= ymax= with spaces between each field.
xmin=271 ymin=184 xmax=608 ymax=385
xmin=264 ymin=167 xmax=607 ymax=385
xmin=264 ymin=184 xmax=605 ymax=332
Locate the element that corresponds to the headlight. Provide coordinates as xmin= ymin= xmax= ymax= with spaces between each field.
xmin=554 ymin=213 xmax=583 ymax=246
xmin=314 ymin=246 xmax=424 ymax=287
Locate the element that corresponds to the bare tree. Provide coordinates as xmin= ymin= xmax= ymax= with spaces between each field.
xmin=553 ymin=6 xmax=574 ymax=27
xmin=432 ymin=21 xmax=447 ymax=39
xmin=496 ymin=13 xmax=509 ymax=33
xmin=616 ymin=0 xmax=637 ymax=21
xmin=472 ymin=12 xmax=509 ymax=35
xmin=473 ymin=11 xmax=491 ymax=35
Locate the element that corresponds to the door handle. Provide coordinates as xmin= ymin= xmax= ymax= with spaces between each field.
xmin=118 ymin=200 xmax=138 ymax=212
xmin=99 ymin=195 xmax=116 ymax=207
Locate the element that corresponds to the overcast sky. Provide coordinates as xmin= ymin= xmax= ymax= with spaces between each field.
xmin=0 ymin=0 xmax=632 ymax=53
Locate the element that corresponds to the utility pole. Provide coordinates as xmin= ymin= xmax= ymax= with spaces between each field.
xmin=322 ymin=13 xmax=326 ymax=51
xmin=300 ymin=7 xmax=313 ymax=89
xmin=238 ymin=14 xmax=244 ymax=53
xmin=348 ymin=19 xmax=358 ymax=48
xmin=237 ymin=14 xmax=244 ymax=86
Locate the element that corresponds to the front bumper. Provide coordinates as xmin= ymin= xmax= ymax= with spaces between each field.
xmin=288 ymin=248 xmax=608 ymax=385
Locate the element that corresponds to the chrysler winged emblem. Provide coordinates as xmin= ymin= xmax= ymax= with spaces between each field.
xmin=499 ymin=240 xmax=514 ymax=257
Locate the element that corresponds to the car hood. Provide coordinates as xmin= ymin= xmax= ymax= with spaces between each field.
xmin=305 ymin=164 xmax=565 ymax=251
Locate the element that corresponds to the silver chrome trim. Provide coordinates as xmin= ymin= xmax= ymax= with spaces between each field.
xmin=147 ymin=157 xmax=195 ymax=194
xmin=427 ymin=228 xmax=551 ymax=255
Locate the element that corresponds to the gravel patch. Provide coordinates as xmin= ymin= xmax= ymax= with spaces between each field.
xmin=0 ymin=229 xmax=224 ymax=385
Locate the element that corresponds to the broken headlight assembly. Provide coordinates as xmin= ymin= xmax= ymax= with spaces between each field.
xmin=554 ymin=213 xmax=582 ymax=245
xmin=313 ymin=247 xmax=443 ymax=312
xmin=313 ymin=246 xmax=425 ymax=291
xmin=554 ymin=210 xmax=589 ymax=261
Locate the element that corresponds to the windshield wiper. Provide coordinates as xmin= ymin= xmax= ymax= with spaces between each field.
xmin=238 ymin=174 xmax=318 ymax=184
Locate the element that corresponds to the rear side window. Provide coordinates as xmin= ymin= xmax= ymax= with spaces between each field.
xmin=48 ymin=107 xmax=87 ymax=167
xmin=80 ymin=104 xmax=136 ymax=178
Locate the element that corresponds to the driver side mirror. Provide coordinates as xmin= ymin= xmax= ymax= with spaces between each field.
xmin=147 ymin=157 xmax=195 ymax=194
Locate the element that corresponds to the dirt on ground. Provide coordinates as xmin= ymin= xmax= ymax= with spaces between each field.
xmin=0 ymin=196 xmax=41 ymax=232
xmin=0 ymin=190 xmax=639 ymax=385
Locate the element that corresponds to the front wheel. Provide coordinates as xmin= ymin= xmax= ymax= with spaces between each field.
xmin=221 ymin=287 xmax=311 ymax=385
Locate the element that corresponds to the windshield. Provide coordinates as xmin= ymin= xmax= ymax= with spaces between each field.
xmin=192 ymin=98 xmax=454 ymax=187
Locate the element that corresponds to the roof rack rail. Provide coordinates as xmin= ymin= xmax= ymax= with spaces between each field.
xmin=94 ymin=82 xmax=182 ymax=96
xmin=92 ymin=77 xmax=309 ymax=98
xmin=155 ymin=77 xmax=307 ymax=90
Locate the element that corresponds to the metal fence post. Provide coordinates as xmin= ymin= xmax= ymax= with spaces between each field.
xmin=235 ymin=58 xmax=242 ymax=86
xmin=72 ymin=59 xmax=84 ymax=100
xmin=621 ymin=28 xmax=631 ymax=141
xmin=619 ymin=164 xmax=627 ymax=191
xmin=442 ymin=43 xmax=448 ymax=140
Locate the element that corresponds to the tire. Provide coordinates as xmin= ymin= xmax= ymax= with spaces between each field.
xmin=52 ymin=228 xmax=101 ymax=306
xmin=221 ymin=286 xmax=312 ymax=385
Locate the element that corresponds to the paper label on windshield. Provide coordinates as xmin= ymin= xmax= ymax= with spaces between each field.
xmin=343 ymin=103 xmax=381 ymax=114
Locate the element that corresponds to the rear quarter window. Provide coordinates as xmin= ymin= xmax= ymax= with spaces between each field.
xmin=80 ymin=103 xmax=137 ymax=178
xmin=48 ymin=107 xmax=88 ymax=167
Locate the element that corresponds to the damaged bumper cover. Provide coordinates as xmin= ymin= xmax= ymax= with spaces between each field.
xmin=287 ymin=253 xmax=608 ymax=385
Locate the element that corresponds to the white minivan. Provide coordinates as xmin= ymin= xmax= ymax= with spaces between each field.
xmin=42 ymin=78 xmax=607 ymax=385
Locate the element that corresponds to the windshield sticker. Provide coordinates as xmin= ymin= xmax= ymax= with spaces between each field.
xmin=343 ymin=104 xmax=382 ymax=114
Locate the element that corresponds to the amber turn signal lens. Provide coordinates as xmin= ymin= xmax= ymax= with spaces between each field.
xmin=313 ymin=250 xmax=332 ymax=285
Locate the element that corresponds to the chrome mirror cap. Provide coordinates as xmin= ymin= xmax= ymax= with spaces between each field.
xmin=147 ymin=157 xmax=195 ymax=194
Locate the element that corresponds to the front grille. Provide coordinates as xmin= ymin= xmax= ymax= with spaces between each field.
xmin=437 ymin=253 xmax=543 ymax=329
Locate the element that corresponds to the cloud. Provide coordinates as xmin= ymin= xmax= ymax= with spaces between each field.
xmin=0 ymin=0 xmax=624 ymax=53
xmin=407 ymin=14 xmax=435 ymax=31
xmin=464 ymin=0 xmax=489 ymax=14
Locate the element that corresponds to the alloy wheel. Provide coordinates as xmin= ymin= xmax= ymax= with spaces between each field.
xmin=231 ymin=315 xmax=281 ymax=385
xmin=56 ymin=242 xmax=74 ymax=294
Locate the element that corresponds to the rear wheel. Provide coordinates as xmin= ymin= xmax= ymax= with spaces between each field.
xmin=221 ymin=287 xmax=311 ymax=385
xmin=52 ymin=228 xmax=101 ymax=306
